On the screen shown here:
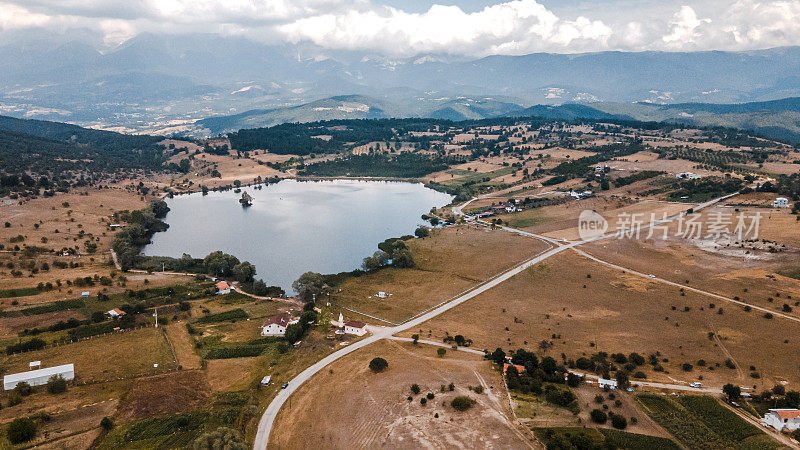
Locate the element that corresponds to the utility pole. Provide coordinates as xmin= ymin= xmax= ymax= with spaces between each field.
xmin=154 ymin=308 xmax=158 ymax=328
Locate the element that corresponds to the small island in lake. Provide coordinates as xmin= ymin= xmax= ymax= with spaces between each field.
xmin=239 ymin=191 xmax=253 ymax=206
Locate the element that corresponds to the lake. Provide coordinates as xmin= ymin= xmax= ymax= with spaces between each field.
xmin=143 ymin=179 xmax=453 ymax=292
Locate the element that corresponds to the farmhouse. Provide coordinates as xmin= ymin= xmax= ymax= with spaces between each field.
xmin=676 ymin=172 xmax=701 ymax=179
xmin=216 ymin=281 xmax=231 ymax=294
xmin=763 ymin=409 xmax=800 ymax=432
xmin=106 ymin=308 xmax=126 ymax=318
xmin=773 ymin=197 xmax=789 ymax=208
xmin=598 ymin=378 xmax=618 ymax=390
xmin=4 ymin=364 xmax=75 ymax=390
xmin=344 ymin=320 xmax=367 ymax=336
xmin=261 ymin=314 xmax=297 ymax=337
xmin=503 ymin=363 xmax=526 ymax=374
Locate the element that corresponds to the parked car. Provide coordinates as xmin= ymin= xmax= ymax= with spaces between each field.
xmin=282 ymin=383 xmax=289 ymax=389
xmin=690 ymin=382 xmax=702 ymax=388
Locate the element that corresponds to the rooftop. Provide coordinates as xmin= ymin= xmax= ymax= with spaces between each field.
xmin=4 ymin=364 xmax=74 ymax=384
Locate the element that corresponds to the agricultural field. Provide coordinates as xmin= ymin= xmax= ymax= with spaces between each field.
xmin=331 ymin=224 xmax=548 ymax=324
xmin=635 ymin=394 xmax=781 ymax=449
xmin=396 ymin=249 xmax=800 ymax=388
xmin=269 ymin=339 xmax=532 ymax=449
xmin=533 ymin=426 xmax=681 ymax=450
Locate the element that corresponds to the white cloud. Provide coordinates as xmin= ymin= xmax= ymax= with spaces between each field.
xmin=1 ymin=0 xmax=800 ymax=55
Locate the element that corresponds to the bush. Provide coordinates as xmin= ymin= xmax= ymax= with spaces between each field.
xmin=46 ymin=375 xmax=67 ymax=394
xmin=411 ymin=383 xmax=421 ymax=395
xmin=100 ymin=417 xmax=114 ymax=430
xmin=590 ymin=409 xmax=608 ymax=424
xmin=369 ymin=357 xmax=388 ymax=373
xmin=451 ymin=396 xmax=476 ymax=411
xmin=7 ymin=417 xmax=36 ymax=444
xmin=437 ymin=348 xmax=446 ymax=358
xmin=14 ymin=381 xmax=33 ymax=396
xmin=611 ymin=414 xmax=628 ymax=429
xmin=426 ymin=392 xmax=435 ymax=400
xmin=192 ymin=426 xmax=246 ymax=450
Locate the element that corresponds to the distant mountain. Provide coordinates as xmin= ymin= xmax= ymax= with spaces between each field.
xmin=509 ymin=98 xmax=800 ymax=142
xmin=4 ymin=34 xmax=800 ymax=132
xmin=196 ymin=95 xmax=400 ymax=135
xmin=429 ymin=98 xmax=525 ymax=121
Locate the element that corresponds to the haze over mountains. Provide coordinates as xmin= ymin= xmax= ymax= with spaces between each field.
xmin=2 ymin=34 xmax=800 ymax=138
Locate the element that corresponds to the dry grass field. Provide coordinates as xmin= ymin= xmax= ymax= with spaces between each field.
xmin=332 ymin=224 xmax=548 ymax=323
xmin=397 ymin=249 xmax=800 ymax=389
xmin=269 ymin=339 xmax=532 ymax=449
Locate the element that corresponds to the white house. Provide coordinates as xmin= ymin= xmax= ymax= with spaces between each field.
xmin=676 ymin=172 xmax=701 ymax=180
xmin=107 ymin=308 xmax=126 ymax=319
xmin=763 ymin=409 xmax=800 ymax=432
xmin=216 ymin=281 xmax=231 ymax=295
xmin=4 ymin=364 xmax=75 ymax=390
xmin=598 ymin=378 xmax=618 ymax=390
xmin=261 ymin=314 xmax=296 ymax=337
xmin=773 ymin=197 xmax=789 ymax=208
xmin=344 ymin=320 xmax=367 ymax=336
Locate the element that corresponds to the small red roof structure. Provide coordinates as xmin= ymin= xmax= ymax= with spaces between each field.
xmin=216 ymin=281 xmax=230 ymax=290
xmin=112 ymin=308 xmax=126 ymax=316
xmin=263 ymin=314 xmax=291 ymax=327
xmin=775 ymin=409 xmax=800 ymax=419
xmin=344 ymin=320 xmax=366 ymax=329
xmin=503 ymin=363 xmax=526 ymax=374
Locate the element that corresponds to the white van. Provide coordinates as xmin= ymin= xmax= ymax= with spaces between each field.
xmin=690 ymin=382 xmax=702 ymax=388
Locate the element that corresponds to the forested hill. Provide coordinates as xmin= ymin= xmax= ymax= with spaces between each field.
xmin=0 ymin=115 xmax=161 ymax=148
xmin=0 ymin=116 xmax=169 ymax=196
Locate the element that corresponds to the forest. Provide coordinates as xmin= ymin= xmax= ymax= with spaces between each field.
xmin=300 ymin=153 xmax=455 ymax=178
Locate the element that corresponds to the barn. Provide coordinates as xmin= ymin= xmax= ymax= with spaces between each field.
xmin=3 ymin=363 xmax=75 ymax=390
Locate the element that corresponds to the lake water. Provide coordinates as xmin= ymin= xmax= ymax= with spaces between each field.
xmin=143 ymin=179 xmax=453 ymax=292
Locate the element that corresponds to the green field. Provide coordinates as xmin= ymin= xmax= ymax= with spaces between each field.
xmin=0 ymin=287 xmax=40 ymax=298
xmin=636 ymin=394 xmax=780 ymax=450
xmin=440 ymin=166 xmax=515 ymax=187
xmin=533 ymin=427 xmax=680 ymax=450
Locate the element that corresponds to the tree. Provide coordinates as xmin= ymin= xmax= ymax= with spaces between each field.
xmin=369 ymin=357 xmax=388 ymax=373
xmin=490 ymin=348 xmax=506 ymax=365
xmin=411 ymin=383 xmax=421 ymax=395
xmin=203 ymin=251 xmax=240 ymax=277
xmin=414 ymin=226 xmax=430 ymax=238
xmin=100 ymin=417 xmax=114 ymax=430
xmin=284 ymin=323 xmax=304 ymax=343
xmin=292 ymin=272 xmax=326 ymax=302
xmin=437 ymin=348 xmax=447 ymax=358
xmin=411 ymin=334 xmax=419 ymax=345
xmin=590 ymin=409 xmax=608 ymax=424
xmin=178 ymin=158 xmax=191 ymax=174
xmin=192 ymin=426 xmax=246 ymax=450
xmin=362 ymin=251 xmax=389 ymax=271
xmin=14 ymin=381 xmax=33 ymax=396
xmin=391 ymin=249 xmax=415 ymax=268
xmin=723 ymin=383 xmax=741 ymax=400
xmin=451 ymin=396 xmax=476 ymax=411
xmin=91 ymin=311 xmax=106 ymax=323
xmin=46 ymin=375 xmax=67 ymax=394
xmin=232 ymin=261 xmax=256 ymax=284
xmin=615 ymin=371 xmax=630 ymax=390
xmin=611 ymin=414 xmax=627 ymax=429
xmin=7 ymin=417 xmax=36 ymax=444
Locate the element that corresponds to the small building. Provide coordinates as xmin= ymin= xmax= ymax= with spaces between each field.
xmin=261 ymin=314 xmax=296 ymax=337
xmin=763 ymin=409 xmax=800 ymax=432
xmin=676 ymin=172 xmax=701 ymax=180
xmin=598 ymin=378 xmax=618 ymax=390
xmin=344 ymin=320 xmax=367 ymax=336
xmin=216 ymin=281 xmax=231 ymax=295
xmin=4 ymin=364 xmax=75 ymax=390
xmin=107 ymin=308 xmax=126 ymax=319
xmin=773 ymin=197 xmax=789 ymax=208
xmin=503 ymin=363 xmax=526 ymax=374
xmin=81 ymin=291 xmax=91 ymax=298
xmin=376 ymin=291 xmax=387 ymax=299
xmin=260 ymin=375 xmax=272 ymax=386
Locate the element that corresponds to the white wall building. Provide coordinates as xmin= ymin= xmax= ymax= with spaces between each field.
xmin=344 ymin=320 xmax=367 ymax=336
xmin=261 ymin=314 xmax=296 ymax=337
xmin=773 ymin=197 xmax=789 ymax=208
xmin=4 ymin=364 xmax=75 ymax=390
xmin=676 ymin=172 xmax=701 ymax=180
xmin=763 ymin=408 xmax=800 ymax=432
xmin=598 ymin=378 xmax=618 ymax=390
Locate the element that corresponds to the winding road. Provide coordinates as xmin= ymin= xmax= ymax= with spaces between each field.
xmin=253 ymin=189 xmax=777 ymax=449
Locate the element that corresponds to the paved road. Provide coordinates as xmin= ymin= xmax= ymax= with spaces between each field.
xmin=252 ymin=190 xmax=750 ymax=449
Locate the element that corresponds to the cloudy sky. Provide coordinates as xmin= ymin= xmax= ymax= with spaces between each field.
xmin=1 ymin=0 xmax=799 ymax=56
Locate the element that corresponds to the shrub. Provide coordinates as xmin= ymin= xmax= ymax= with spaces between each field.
xmin=590 ymin=409 xmax=608 ymax=424
xmin=473 ymin=385 xmax=484 ymax=394
xmin=611 ymin=414 xmax=628 ymax=429
xmin=14 ymin=381 xmax=33 ymax=396
xmin=7 ymin=417 xmax=36 ymax=444
xmin=369 ymin=357 xmax=388 ymax=373
xmin=437 ymin=348 xmax=447 ymax=358
xmin=426 ymin=392 xmax=435 ymax=400
xmin=411 ymin=383 xmax=421 ymax=395
xmin=46 ymin=375 xmax=67 ymax=394
xmin=192 ymin=426 xmax=246 ymax=450
xmin=420 ymin=397 xmax=427 ymax=406
xmin=100 ymin=417 xmax=114 ymax=430
xmin=451 ymin=396 xmax=476 ymax=411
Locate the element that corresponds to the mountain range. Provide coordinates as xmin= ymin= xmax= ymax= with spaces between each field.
xmin=3 ymin=34 xmax=800 ymax=134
